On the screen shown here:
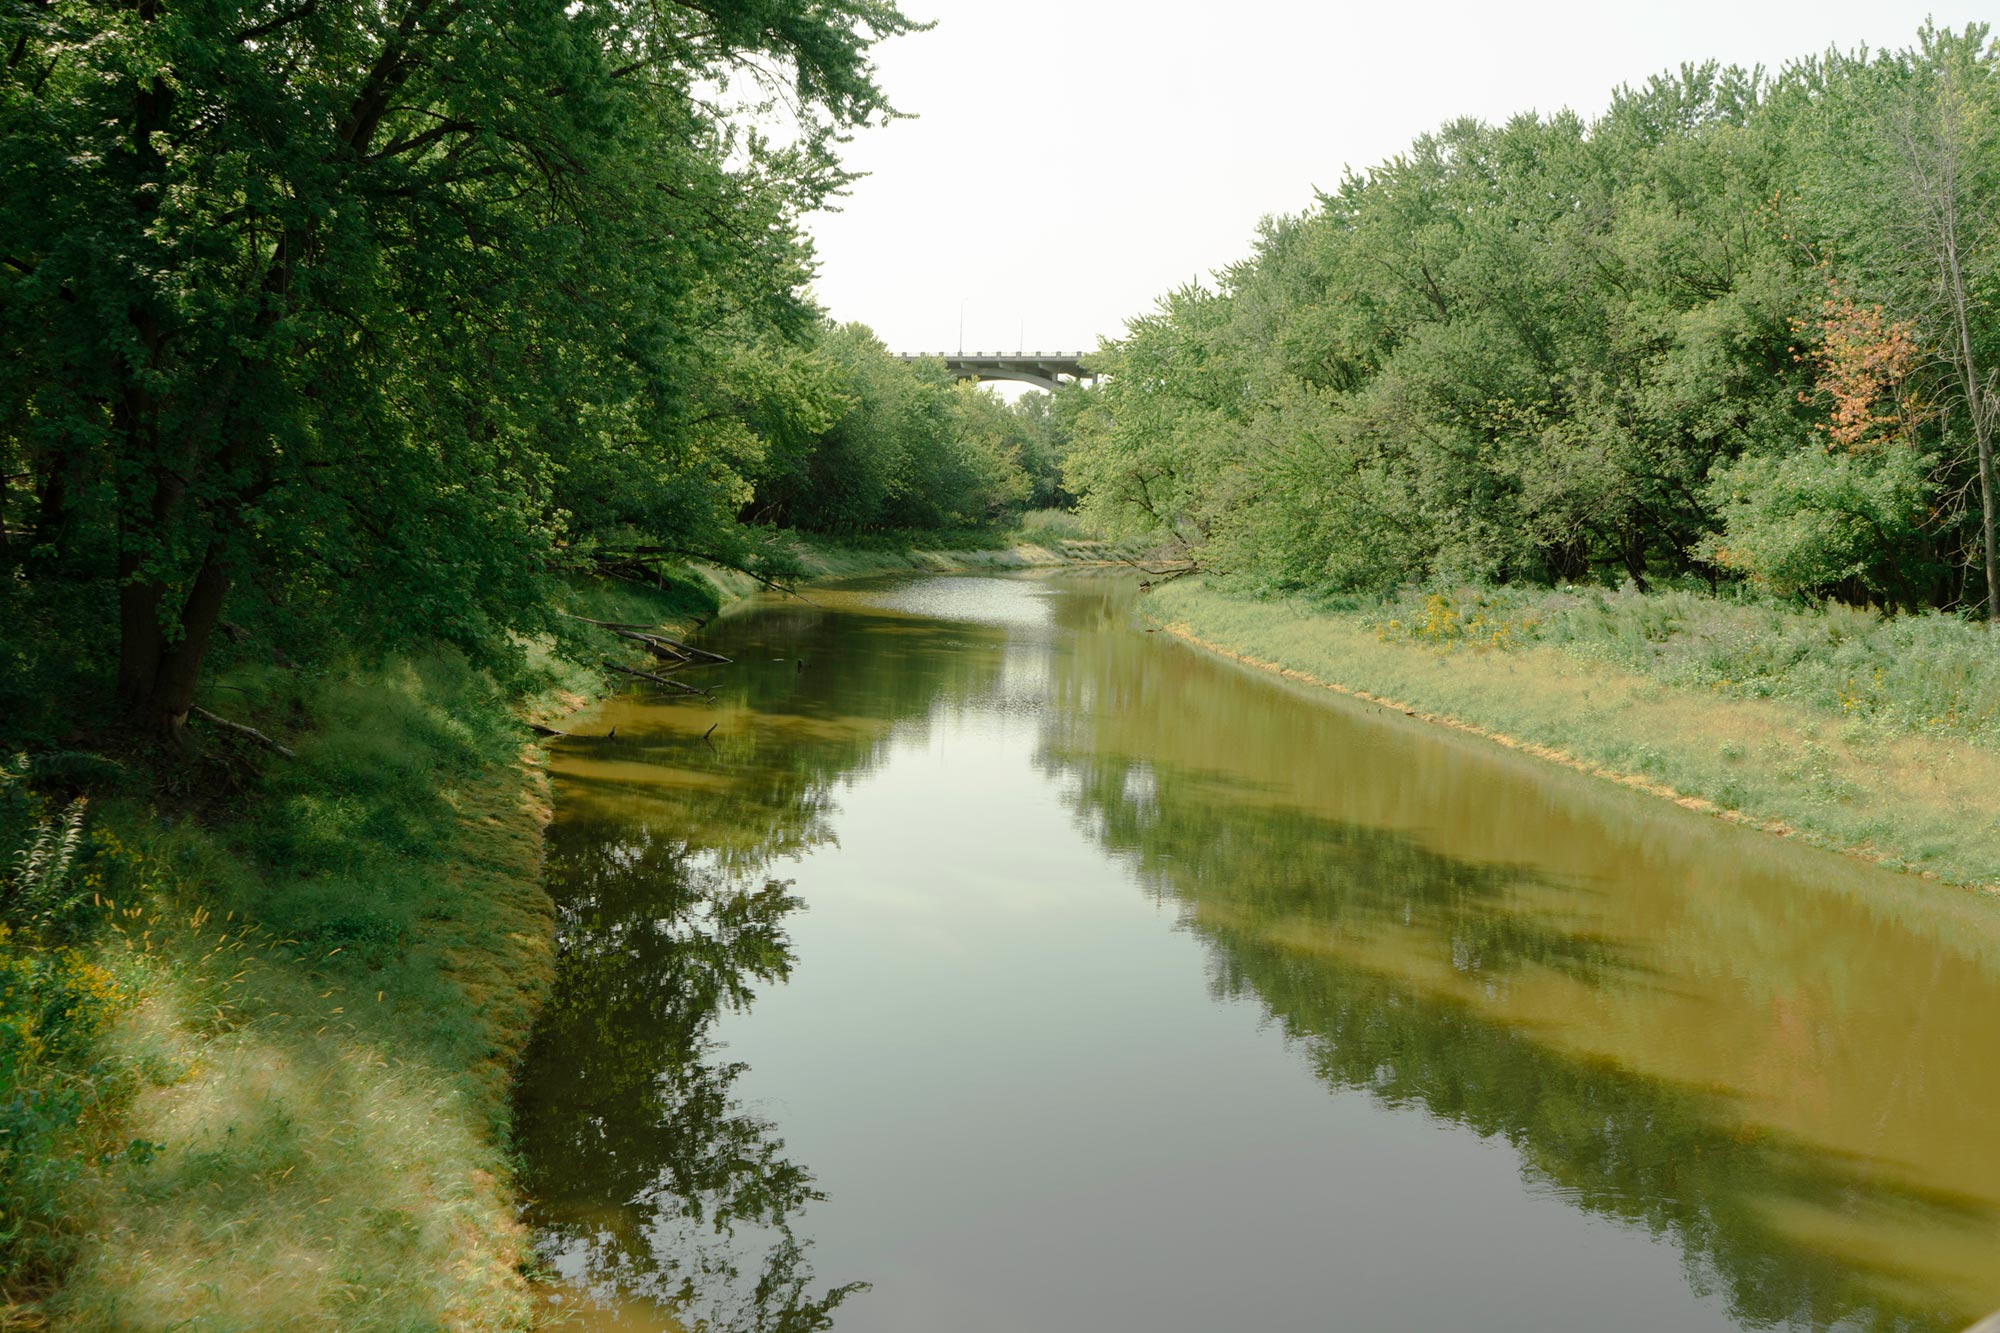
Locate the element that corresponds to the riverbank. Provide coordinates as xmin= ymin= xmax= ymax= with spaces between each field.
xmin=2 ymin=537 xmax=1094 ymax=1329
xmin=1144 ymin=580 xmax=2000 ymax=892
xmin=11 ymin=657 xmax=577 ymax=1330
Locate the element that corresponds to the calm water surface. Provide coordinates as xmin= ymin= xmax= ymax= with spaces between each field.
xmin=514 ymin=573 xmax=2000 ymax=1332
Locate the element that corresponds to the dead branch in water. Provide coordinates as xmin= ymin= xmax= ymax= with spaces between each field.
xmin=604 ymin=661 xmax=711 ymax=698
xmin=559 ymin=612 xmax=732 ymax=664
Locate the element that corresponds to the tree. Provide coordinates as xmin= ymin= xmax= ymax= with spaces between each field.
xmin=1793 ymin=24 xmax=2000 ymax=620
xmin=1062 ymin=27 xmax=1999 ymax=615
xmin=1885 ymin=27 xmax=2000 ymax=624
xmin=0 ymin=0 xmax=918 ymax=742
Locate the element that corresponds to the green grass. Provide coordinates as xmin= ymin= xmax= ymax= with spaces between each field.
xmin=1 ymin=571 xmax=724 ymax=1330
xmin=1358 ymin=583 xmax=2000 ymax=747
xmin=0 ymin=538 xmax=1105 ymax=1327
xmin=1014 ymin=507 xmax=1104 ymax=542
xmin=763 ymin=512 xmax=1147 ymax=584
xmin=15 ymin=651 xmax=550 ymax=1330
xmin=1148 ymin=579 xmax=2000 ymax=890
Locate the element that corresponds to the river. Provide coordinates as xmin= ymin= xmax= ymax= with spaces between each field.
xmin=513 ymin=572 xmax=2000 ymax=1332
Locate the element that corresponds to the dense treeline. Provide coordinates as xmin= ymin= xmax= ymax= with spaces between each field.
xmin=747 ymin=323 xmax=1071 ymax=534
xmin=0 ymin=0 xmax=1062 ymax=748
xmin=1065 ymin=24 xmax=2000 ymax=619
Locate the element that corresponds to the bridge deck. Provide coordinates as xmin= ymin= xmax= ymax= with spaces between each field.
xmin=894 ymin=351 xmax=1095 ymax=390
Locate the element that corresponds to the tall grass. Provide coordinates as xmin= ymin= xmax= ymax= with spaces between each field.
xmin=0 ymin=761 xmax=143 ymax=1300
xmin=23 ymin=649 xmax=552 ymax=1330
xmin=1361 ymin=585 xmax=2000 ymax=748
xmin=1015 ymin=507 xmax=1103 ymax=542
xmin=2 ymin=577 xmax=712 ymax=1328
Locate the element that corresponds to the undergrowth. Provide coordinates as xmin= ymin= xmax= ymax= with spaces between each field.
xmin=0 ymin=569 xmax=720 ymax=1328
xmin=1358 ymin=584 xmax=2000 ymax=748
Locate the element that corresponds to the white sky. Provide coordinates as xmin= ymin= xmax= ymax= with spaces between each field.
xmin=804 ymin=1 xmax=1976 ymax=357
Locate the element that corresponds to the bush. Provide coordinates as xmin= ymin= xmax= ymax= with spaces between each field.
xmin=1016 ymin=508 xmax=1101 ymax=541
xmin=1700 ymin=445 xmax=1937 ymax=606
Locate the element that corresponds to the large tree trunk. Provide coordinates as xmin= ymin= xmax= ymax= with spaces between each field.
xmin=143 ymin=545 xmax=232 ymax=745
xmin=115 ymin=552 xmax=166 ymax=710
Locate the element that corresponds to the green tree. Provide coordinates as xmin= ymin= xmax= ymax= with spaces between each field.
xmin=1063 ymin=29 xmax=1998 ymax=615
xmin=1790 ymin=24 xmax=2000 ymax=620
xmin=0 ymin=0 xmax=917 ymax=741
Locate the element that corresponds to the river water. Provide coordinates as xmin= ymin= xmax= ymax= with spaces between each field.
xmin=513 ymin=572 xmax=2000 ymax=1333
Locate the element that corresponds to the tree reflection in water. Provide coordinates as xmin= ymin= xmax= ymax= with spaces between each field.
xmin=513 ymin=592 xmax=1021 ymax=1330
xmin=513 ymin=820 xmax=861 ymax=1331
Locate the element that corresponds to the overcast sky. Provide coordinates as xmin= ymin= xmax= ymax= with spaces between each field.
xmin=803 ymin=1 xmax=1977 ymax=358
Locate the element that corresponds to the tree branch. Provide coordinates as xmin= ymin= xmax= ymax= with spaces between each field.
xmin=231 ymin=0 xmax=318 ymax=45
xmin=191 ymin=706 xmax=297 ymax=758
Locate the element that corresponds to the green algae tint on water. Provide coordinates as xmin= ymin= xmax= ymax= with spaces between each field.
xmin=513 ymin=573 xmax=2000 ymax=1333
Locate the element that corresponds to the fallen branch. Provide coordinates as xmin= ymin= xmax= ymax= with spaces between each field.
xmin=614 ymin=629 xmax=694 ymax=663
xmin=647 ymin=634 xmax=731 ymax=665
xmin=558 ymin=611 xmax=729 ymax=664
xmin=191 ymin=706 xmax=297 ymax=758
xmin=605 ymin=661 xmax=711 ymax=697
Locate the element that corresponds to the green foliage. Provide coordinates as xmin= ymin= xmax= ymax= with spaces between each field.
xmin=1362 ymin=583 xmax=2000 ymax=745
xmin=0 ymin=766 xmax=139 ymax=1293
xmin=748 ymin=323 xmax=1053 ymax=534
xmin=0 ymin=930 xmax=130 ymax=1293
xmin=0 ymin=0 xmax=921 ymax=733
xmin=1065 ymin=27 xmax=2000 ymax=615
xmin=1016 ymin=507 xmax=1102 ymax=542
xmin=1699 ymin=445 xmax=1939 ymax=603
xmin=6 ymin=792 xmax=89 ymax=938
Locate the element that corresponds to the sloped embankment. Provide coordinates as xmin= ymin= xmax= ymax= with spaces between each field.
xmin=1146 ymin=580 xmax=2000 ymax=892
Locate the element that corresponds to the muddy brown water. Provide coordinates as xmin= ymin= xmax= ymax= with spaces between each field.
xmin=514 ymin=573 xmax=2000 ymax=1332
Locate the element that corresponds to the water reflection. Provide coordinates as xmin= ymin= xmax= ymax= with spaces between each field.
xmin=517 ymin=574 xmax=2000 ymax=1332
xmin=1038 ymin=580 xmax=2000 ymax=1331
xmin=516 ymin=585 xmax=1033 ymax=1329
xmin=514 ymin=827 xmax=849 ymax=1329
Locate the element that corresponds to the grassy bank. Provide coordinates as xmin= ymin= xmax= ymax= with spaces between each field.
xmin=0 ymin=571 xmax=728 ymax=1330
xmin=1145 ymin=580 xmax=2000 ymax=891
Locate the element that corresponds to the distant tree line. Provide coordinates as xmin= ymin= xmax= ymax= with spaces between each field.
xmin=746 ymin=324 xmax=1072 ymax=535
xmin=1064 ymin=24 xmax=2000 ymax=621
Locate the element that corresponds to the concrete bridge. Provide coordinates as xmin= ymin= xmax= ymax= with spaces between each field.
xmin=894 ymin=351 xmax=1096 ymax=392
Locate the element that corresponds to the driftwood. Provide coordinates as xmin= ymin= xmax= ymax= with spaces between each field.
xmin=605 ymin=661 xmax=711 ymax=698
xmin=617 ymin=629 xmax=693 ymax=663
xmin=607 ymin=626 xmax=731 ymax=666
xmin=652 ymin=635 xmax=730 ymax=665
xmin=560 ymin=612 xmax=732 ymax=665
xmin=191 ymin=706 xmax=297 ymax=759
